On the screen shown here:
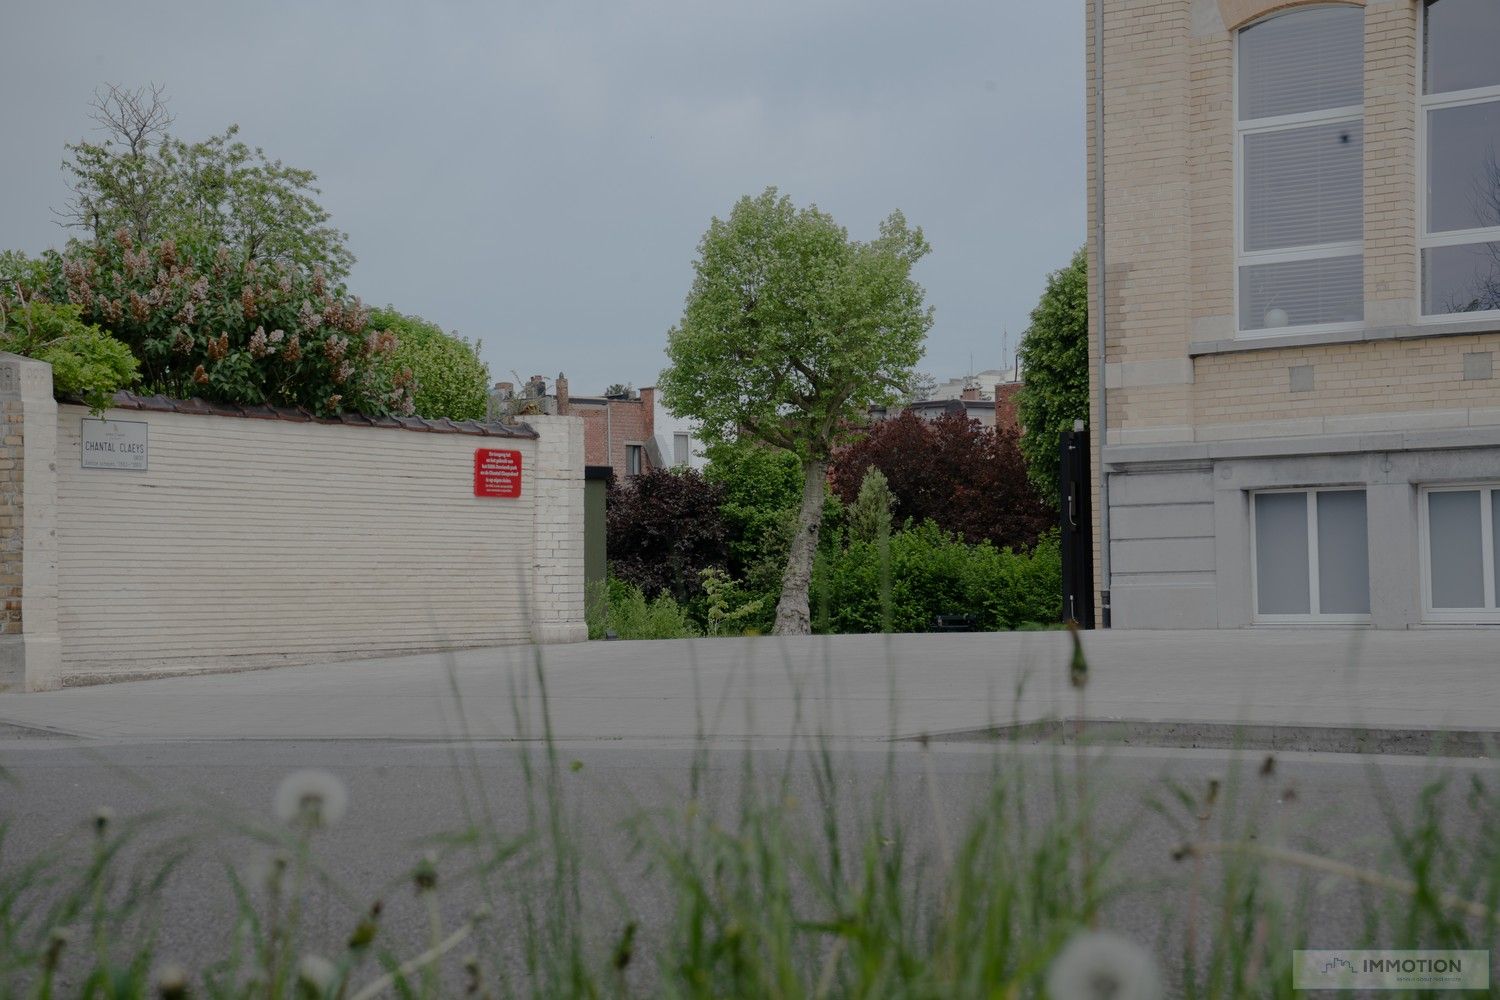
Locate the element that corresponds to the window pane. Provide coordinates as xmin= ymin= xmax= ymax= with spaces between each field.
xmin=1424 ymin=0 xmax=1500 ymax=94
xmin=1428 ymin=490 xmax=1484 ymax=608
xmin=1245 ymin=121 xmax=1363 ymax=251
xmin=1317 ymin=491 xmax=1370 ymax=614
xmin=1426 ymin=101 xmax=1500 ymax=234
xmin=1240 ymin=255 xmax=1363 ymax=330
xmin=1256 ymin=492 xmax=1310 ymax=615
xmin=1422 ymin=242 xmax=1500 ymax=315
xmin=1494 ymin=490 xmax=1500 ymax=602
xmin=1240 ymin=7 xmax=1364 ymax=120
xmin=673 ymin=433 xmax=689 ymax=465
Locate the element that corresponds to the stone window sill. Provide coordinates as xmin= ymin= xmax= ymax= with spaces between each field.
xmin=1188 ymin=317 xmax=1500 ymax=357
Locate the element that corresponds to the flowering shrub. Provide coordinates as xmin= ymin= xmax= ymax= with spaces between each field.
xmin=53 ymin=229 xmax=414 ymax=417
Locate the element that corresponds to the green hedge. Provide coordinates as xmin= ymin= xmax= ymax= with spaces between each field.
xmin=812 ymin=521 xmax=1061 ymax=634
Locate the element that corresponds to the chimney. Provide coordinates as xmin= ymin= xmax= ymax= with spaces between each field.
xmin=994 ymin=382 xmax=1022 ymax=433
xmin=640 ymin=386 xmax=656 ymax=441
xmin=960 ymin=385 xmax=980 ymax=402
xmin=526 ymin=374 xmax=546 ymax=399
xmin=495 ymin=381 xmax=514 ymax=400
xmin=555 ymin=372 xmax=569 ymax=416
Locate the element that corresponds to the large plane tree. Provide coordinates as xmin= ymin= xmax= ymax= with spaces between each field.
xmin=660 ymin=188 xmax=932 ymax=634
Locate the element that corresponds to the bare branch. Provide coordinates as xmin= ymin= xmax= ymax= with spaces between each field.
xmin=89 ymin=83 xmax=173 ymax=156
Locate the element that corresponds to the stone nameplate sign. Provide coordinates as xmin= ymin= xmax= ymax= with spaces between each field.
xmin=474 ymin=448 xmax=522 ymax=498
xmin=81 ymin=418 xmax=149 ymax=471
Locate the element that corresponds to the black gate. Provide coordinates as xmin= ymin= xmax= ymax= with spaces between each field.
xmin=1059 ymin=428 xmax=1095 ymax=628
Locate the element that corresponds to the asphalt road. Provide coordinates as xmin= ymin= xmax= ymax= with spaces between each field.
xmin=3 ymin=729 xmax=1494 ymax=994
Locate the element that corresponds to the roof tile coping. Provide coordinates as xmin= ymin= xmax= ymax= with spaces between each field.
xmin=76 ymin=391 xmax=538 ymax=439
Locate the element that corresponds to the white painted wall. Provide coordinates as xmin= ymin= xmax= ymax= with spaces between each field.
xmin=651 ymin=393 xmax=706 ymax=470
xmin=53 ymin=404 xmax=575 ymax=681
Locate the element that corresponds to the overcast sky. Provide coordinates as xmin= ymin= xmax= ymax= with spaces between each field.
xmin=1 ymin=1 xmax=1084 ymax=397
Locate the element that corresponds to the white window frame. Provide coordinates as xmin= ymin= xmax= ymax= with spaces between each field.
xmin=1416 ymin=3 xmax=1500 ymax=323
xmin=1418 ymin=483 xmax=1500 ymax=623
xmin=1233 ymin=7 xmax=1365 ymax=340
xmin=1250 ymin=487 xmax=1372 ymax=624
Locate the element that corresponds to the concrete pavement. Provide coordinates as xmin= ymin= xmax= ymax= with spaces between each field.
xmin=0 ymin=629 xmax=1496 ymax=742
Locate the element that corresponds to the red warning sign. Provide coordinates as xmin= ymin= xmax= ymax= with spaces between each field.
xmin=473 ymin=448 xmax=522 ymax=498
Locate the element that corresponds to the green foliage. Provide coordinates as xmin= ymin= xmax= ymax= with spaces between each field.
xmin=599 ymin=577 xmax=701 ymax=639
xmin=661 ymin=188 xmax=933 ymax=633
xmin=0 ymin=298 xmax=139 ymax=413
xmin=813 ymin=522 xmax=1063 ymax=634
xmin=703 ymin=440 xmax=803 ymax=574
xmin=661 ymin=188 xmax=932 ymax=460
xmin=703 ymin=439 xmax=844 ymax=635
xmin=57 ymin=231 xmax=412 ymax=416
xmin=846 ymin=466 xmax=895 ymax=545
xmin=699 ymin=567 xmax=767 ymax=637
xmin=1017 ymin=247 xmax=1089 ymax=506
xmin=367 ymin=307 xmax=489 ymax=421
xmin=60 ymin=85 xmax=353 ymax=279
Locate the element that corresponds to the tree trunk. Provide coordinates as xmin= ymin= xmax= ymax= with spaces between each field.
xmin=773 ymin=457 xmax=827 ymax=635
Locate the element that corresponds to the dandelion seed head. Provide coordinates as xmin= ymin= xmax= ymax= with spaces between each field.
xmin=273 ymin=769 xmax=348 ymax=827
xmin=94 ymin=805 xmax=115 ymax=833
xmin=297 ymin=953 xmax=338 ymax=993
xmin=155 ymin=962 xmax=189 ymax=1000
xmin=1046 ymin=930 xmax=1162 ymax=1000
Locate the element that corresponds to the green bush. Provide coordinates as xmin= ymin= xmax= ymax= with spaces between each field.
xmin=599 ymin=577 xmax=701 ymax=640
xmin=367 ymin=307 xmax=490 ymax=421
xmin=812 ymin=522 xmax=1062 ymax=634
xmin=0 ymin=299 xmax=139 ymax=413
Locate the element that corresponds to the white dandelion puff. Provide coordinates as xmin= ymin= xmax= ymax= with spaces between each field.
xmin=297 ymin=953 xmax=338 ymax=993
xmin=1046 ymin=930 xmax=1162 ymax=1000
xmin=155 ymin=962 xmax=190 ymax=1000
xmin=273 ymin=769 xmax=348 ymax=827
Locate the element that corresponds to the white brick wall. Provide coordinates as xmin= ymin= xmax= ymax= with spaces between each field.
xmin=45 ymin=401 xmax=585 ymax=683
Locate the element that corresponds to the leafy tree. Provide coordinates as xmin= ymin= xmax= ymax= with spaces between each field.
xmin=0 ymin=297 xmax=138 ymax=413
xmin=59 ymin=84 xmax=353 ymax=280
xmin=367 ymin=308 xmax=489 ymax=420
xmin=660 ymin=188 xmax=932 ymax=634
xmin=830 ymin=410 xmax=1052 ymax=552
xmin=606 ymin=468 xmax=728 ymax=604
xmin=1016 ymin=248 xmax=1089 ymax=506
xmin=53 ymin=229 xmax=411 ymax=416
xmin=603 ymin=383 xmax=634 ymax=398
xmin=847 ymin=466 xmax=894 ymax=545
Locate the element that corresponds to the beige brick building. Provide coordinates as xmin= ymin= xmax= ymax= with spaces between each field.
xmin=1089 ymin=0 xmax=1500 ymax=626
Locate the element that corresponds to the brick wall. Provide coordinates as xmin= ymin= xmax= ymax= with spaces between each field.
xmin=1093 ymin=0 xmax=1497 ymax=446
xmin=573 ymin=391 xmax=656 ymax=476
xmin=0 ymin=355 xmax=587 ymax=690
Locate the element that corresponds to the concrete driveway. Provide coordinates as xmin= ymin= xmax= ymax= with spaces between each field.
xmin=0 ymin=629 xmax=1495 ymax=742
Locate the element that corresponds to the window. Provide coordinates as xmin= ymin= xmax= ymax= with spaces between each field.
xmin=625 ymin=444 xmax=643 ymax=477
xmin=1236 ymin=6 xmax=1364 ymax=334
xmin=1421 ymin=485 xmax=1500 ymax=620
xmin=673 ymin=432 xmax=690 ymax=467
xmin=1253 ymin=489 xmax=1370 ymax=620
xmin=1420 ymin=0 xmax=1500 ymax=318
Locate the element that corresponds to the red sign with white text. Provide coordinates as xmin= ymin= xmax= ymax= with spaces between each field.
xmin=474 ymin=448 xmax=523 ymax=498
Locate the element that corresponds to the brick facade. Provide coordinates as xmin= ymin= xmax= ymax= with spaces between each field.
xmin=1090 ymin=0 xmax=1500 ymax=628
